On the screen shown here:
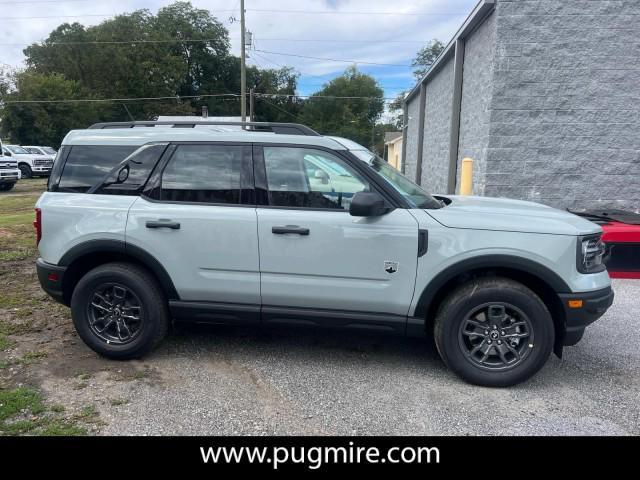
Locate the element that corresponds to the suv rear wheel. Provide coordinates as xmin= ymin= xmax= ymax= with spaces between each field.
xmin=70 ymin=262 xmax=170 ymax=359
xmin=434 ymin=277 xmax=554 ymax=387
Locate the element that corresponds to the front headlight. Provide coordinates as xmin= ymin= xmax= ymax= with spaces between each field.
xmin=577 ymin=234 xmax=606 ymax=273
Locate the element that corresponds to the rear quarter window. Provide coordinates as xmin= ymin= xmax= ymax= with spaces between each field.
xmin=57 ymin=145 xmax=137 ymax=192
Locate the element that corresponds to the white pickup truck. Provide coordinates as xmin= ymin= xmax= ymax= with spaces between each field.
xmin=0 ymin=140 xmax=21 ymax=191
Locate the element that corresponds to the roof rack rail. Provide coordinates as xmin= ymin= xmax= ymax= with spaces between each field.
xmin=88 ymin=121 xmax=320 ymax=136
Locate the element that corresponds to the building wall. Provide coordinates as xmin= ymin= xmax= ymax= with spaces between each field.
xmin=403 ymin=96 xmax=421 ymax=181
xmin=404 ymin=0 xmax=640 ymax=211
xmin=387 ymin=138 xmax=403 ymax=170
xmin=456 ymin=10 xmax=497 ymax=196
xmin=484 ymin=0 xmax=640 ymax=210
xmin=420 ymin=57 xmax=455 ymax=193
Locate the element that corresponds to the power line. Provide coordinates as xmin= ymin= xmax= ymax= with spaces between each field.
xmin=257 ymin=97 xmax=303 ymax=122
xmin=254 ymin=37 xmax=431 ymax=44
xmin=0 ymin=0 xmax=92 ymax=3
xmin=0 ymin=38 xmax=235 ymax=46
xmin=2 ymin=92 xmax=398 ymax=105
xmin=246 ymin=8 xmax=465 ymax=16
xmin=254 ymin=49 xmax=411 ymax=68
xmin=2 ymin=93 xmax=240 ymax=105
xmin=0 ymin=11 xmax=236 ymax=20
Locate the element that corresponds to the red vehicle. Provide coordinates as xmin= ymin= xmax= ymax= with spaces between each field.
xmin=572 ymin=210 xmax=640 ymax=279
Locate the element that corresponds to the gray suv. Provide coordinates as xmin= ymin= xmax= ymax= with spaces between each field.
xmin=35 ymin=121 xmax=613 ymax=387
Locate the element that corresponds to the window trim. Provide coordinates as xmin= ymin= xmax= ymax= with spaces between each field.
xmin=253 ymin=143 xmax=407 ymax=212
xmin=143 ymin=141 xmax=256 ymax=207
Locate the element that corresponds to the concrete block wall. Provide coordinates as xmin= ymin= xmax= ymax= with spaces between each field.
xmin=420 ymin=57 xmax=455 ymax=193
xmin=457 ymin=10 xmax=497 ymax=196
xmin=404 ymin=0 xmax=640 ymax=211
xmin=403 ymin=96 xmax=421 ymax=181
xmin=486 ymin=0 xmax=640 ymax=210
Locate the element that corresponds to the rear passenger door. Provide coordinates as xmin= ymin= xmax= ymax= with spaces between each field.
xmin=126 ymin=143 xmax=261 ymax=312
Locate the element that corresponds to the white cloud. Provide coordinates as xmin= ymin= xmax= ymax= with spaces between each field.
xmin=0 ymin=0 xmax=478 ymax=97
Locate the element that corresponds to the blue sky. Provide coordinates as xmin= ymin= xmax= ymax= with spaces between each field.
xmin=0 ymin=0 xmax=479 ymax=101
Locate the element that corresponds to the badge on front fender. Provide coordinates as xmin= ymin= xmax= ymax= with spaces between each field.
xmin=384 ymin=261 xmax=398 ymax=274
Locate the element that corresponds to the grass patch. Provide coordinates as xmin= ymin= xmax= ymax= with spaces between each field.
xmin=0 ymin=334 xmax=13 ymax=351
xmin=0 ymin=387 xmax=90 ymax=436
xmin=17 ymin=350 xmax=48 ymax=366
xmin=109 ymin=398 xmax=129 ymax=406
xmin=0 ymin=387 xmax=45 ymax=422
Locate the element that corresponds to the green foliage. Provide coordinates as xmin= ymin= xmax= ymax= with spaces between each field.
xmin=412 ymin=39 xmax=445 ymax=80
xmin=301 ymin=66 xmax=384 ymax=148
xmin=0 ymin=1 xmax=301 ymax=145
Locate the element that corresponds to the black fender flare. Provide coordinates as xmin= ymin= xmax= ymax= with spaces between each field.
xmin=412 ymin=254 xmax=571 ymax=318
xmin=59 ymin=239 xmax=179 ymax=300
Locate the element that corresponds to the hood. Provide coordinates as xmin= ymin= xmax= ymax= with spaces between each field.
xmin=428 ymin=195 xmax=602 ymax=236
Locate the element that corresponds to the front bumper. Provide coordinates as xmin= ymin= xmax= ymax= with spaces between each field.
xmin=558 ymin=286 xmax=614 ymax=346
xmin=36 ymin=258 xmax=67 ymax=305
xmin=32 ymin=166 xmax=52 ymax=175
xmin=0 ymin=170 xmax=20 ymax=182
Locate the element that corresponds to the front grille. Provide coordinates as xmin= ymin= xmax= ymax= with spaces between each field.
xmin=34 ymin=159 xmax=53 ymax=166
xmin=0 ymin=163 xmax=18 ymax=169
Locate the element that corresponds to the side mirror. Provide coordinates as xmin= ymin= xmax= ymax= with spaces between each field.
xmin=4 ymin=151 xmax=11 ymax=157
xmin=349 ymin=191 xmax=390 ymax=217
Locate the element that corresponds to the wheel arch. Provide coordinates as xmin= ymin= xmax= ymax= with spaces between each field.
xmin=412 ymin=255 xmax=569 ymax=355
xmin=58 ymin=239 xmax=179 ymax=306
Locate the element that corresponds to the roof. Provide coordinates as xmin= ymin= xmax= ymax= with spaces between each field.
xmin=384 ymin=132 xmax=402 ymax=143
xmin=61 ymin=127 xmax=347 ymax=150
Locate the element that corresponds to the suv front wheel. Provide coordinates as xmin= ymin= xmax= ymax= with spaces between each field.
xmin=434 ymin=277 xmax=554 ymax=387
xmin=70 ymin=262 xmax=170 ymax=359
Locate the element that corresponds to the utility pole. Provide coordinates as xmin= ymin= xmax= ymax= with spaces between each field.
xmin=240 ymin=0 xmax=246 ymax=122
xmin=249 ymin=88 xmax=255 ymax=122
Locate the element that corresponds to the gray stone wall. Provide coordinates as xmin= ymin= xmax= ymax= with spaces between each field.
xmin=457 ymin=10 xmax=497 ymax=196
xmin=486 ymin=0 xmax=640 ymax=210
xmin=420 ymin=57 xmax=455 ymax=193
xmin=403 ymin=96 xmax=421 ymax=181
xmin=405 ymin=0 xmax=640 ymax=211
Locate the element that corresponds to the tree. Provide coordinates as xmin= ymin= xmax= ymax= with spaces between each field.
xmin=412 ymin=39 xmax=445 ymax=80
xmin=7 ymin=1 xmax=302 ymax=145
xmin=0 ymin=71 xmax=100 ymax=146
xmin=386 ymin=39 xmax=445 ymax=129
xmin=300 ymin=66 xmax=384 ymax=149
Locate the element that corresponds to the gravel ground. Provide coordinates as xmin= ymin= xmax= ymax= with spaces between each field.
xmin=92 ymin=279 xmax=640 ymax=436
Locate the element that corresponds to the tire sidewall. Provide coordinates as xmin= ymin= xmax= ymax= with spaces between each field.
xmin=71 ymin=267 xmax=164 ymax=359
xmin=19 ymin=164 xmax=32 ymax=179
xmin=437 ymin=284 xmax=554 ymax=387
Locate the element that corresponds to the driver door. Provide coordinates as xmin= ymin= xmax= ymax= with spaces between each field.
xmin=255 ymin=145 xmax=419 ymax=323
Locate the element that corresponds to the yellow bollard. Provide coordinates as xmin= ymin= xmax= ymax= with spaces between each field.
xmin=459 ymin=157 xmax=473 ymax=196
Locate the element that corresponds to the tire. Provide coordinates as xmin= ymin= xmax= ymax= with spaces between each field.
xmin=0 ymin=183 xmax=15 ymax=191
xmin=434 ymin=277 xmax=554 ymax=387
xmin=19 ymin=164 xmax=32 ymax=179
xmin=70 ymin=262 xmax=170 ymax=359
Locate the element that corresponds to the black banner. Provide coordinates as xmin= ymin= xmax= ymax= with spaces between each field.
xmin=0 ymin=436 xmax=637 ymax=473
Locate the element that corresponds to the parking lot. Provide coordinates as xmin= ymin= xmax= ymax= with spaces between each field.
xmin=1 ymin=179 xmax=639 ymax=435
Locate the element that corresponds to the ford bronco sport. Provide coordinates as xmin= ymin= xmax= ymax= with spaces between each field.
xmin=35 ymin=121 xmax=613 ymax=387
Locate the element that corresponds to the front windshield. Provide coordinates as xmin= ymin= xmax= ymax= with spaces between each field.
xmin=350 ymin=150 xmax=442 ymax=209
xmin=42 ymin=147 xmax=57 ymax=155
xmin=7 ymin=145 xmax=29 ymax=154
xmin=25 ymin=147 xmax=42 ymax=155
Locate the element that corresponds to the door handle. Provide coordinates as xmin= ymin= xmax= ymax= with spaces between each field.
xmin=146 ymin=219 xmax=181 ymax=230
xmin=272 ymin=225 xmax=310 ymax=236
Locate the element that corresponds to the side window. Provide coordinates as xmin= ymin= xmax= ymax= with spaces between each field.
xmin=263 ymin=147 xmax=368 ymax=210
xmin=95 ymin=143 xmax=167 ymax=196
xmin=58 ymin=145 xmax=137 ymax=192
xmin=160 ymin=144 xmax=251 ymax=204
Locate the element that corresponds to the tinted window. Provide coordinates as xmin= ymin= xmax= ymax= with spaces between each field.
xmin=160 ymin=144 xmax=250 ymax=204
xmin=263 ymin=147 xmax=368 ymax=210
xmin=58 ymin=145 xmax=137 ymax=192
xmin=96 ymin=143 xmax=167 ymax=196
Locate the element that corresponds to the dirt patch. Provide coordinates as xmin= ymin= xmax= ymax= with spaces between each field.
xmin=0 ymin=179 xmax=160 ymax=435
